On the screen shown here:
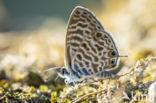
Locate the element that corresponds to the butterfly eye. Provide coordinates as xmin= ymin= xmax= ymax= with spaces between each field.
xmin=111 ymin=59 xmax=115 ymax=64
xmin=111 ymin=51 xmax=116 ymax=56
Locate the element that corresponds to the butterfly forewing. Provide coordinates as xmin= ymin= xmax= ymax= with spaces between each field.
xmin=65 ymin=6 xmax=104 ymax=72
xmin=65 ymin=6 xmax=119 ymax=77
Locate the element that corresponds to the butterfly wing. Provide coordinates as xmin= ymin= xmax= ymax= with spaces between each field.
xmin=71 ymin=30 xmax=120 ymax=76
xmin=65 ymin=6 xmax=104 ymax=72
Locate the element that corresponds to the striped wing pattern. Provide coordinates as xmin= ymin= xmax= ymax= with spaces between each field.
xmin=72 ymin=31 xmax=119 ymax=76
xmin=65 ymin=6 xmax=119 ymax=77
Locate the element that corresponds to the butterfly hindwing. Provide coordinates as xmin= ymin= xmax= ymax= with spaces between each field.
xmin=71 ymin=30 xmax=119 ymax=76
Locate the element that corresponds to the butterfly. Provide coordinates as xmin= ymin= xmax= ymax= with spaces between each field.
xmin=44 ymin=6 xmax=126 ymax=85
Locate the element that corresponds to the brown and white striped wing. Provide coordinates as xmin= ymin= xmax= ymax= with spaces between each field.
xmin=65 ymin=6 xmax=104 ymax=71
xmin=71 ymin=31 xmax=119 ymax=76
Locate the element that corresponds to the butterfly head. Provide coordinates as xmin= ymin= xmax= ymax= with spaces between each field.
xmin=57 ymin=67 xmax=70 ymax=79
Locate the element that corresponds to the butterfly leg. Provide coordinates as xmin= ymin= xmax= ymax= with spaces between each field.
xmin=71 ymin=79 xmax=76 ymax=86
xmin=64 ymin=78 xmax=77 ymax=86
xmin=64 ymin=79 xmax=70 ymax=85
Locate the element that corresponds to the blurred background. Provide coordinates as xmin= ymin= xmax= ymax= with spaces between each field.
xmin=0 ymin=0 xmax=155 ymax=83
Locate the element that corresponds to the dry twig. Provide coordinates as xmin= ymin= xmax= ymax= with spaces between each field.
xmin=72 ymin=88 xmax=107 ymax=103
xmin=139 ymin=57 xmax=156 ymax=78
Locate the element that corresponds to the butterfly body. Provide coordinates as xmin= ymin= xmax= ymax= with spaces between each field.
xmin=57 ymin=6 xmax=120 ymax=85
